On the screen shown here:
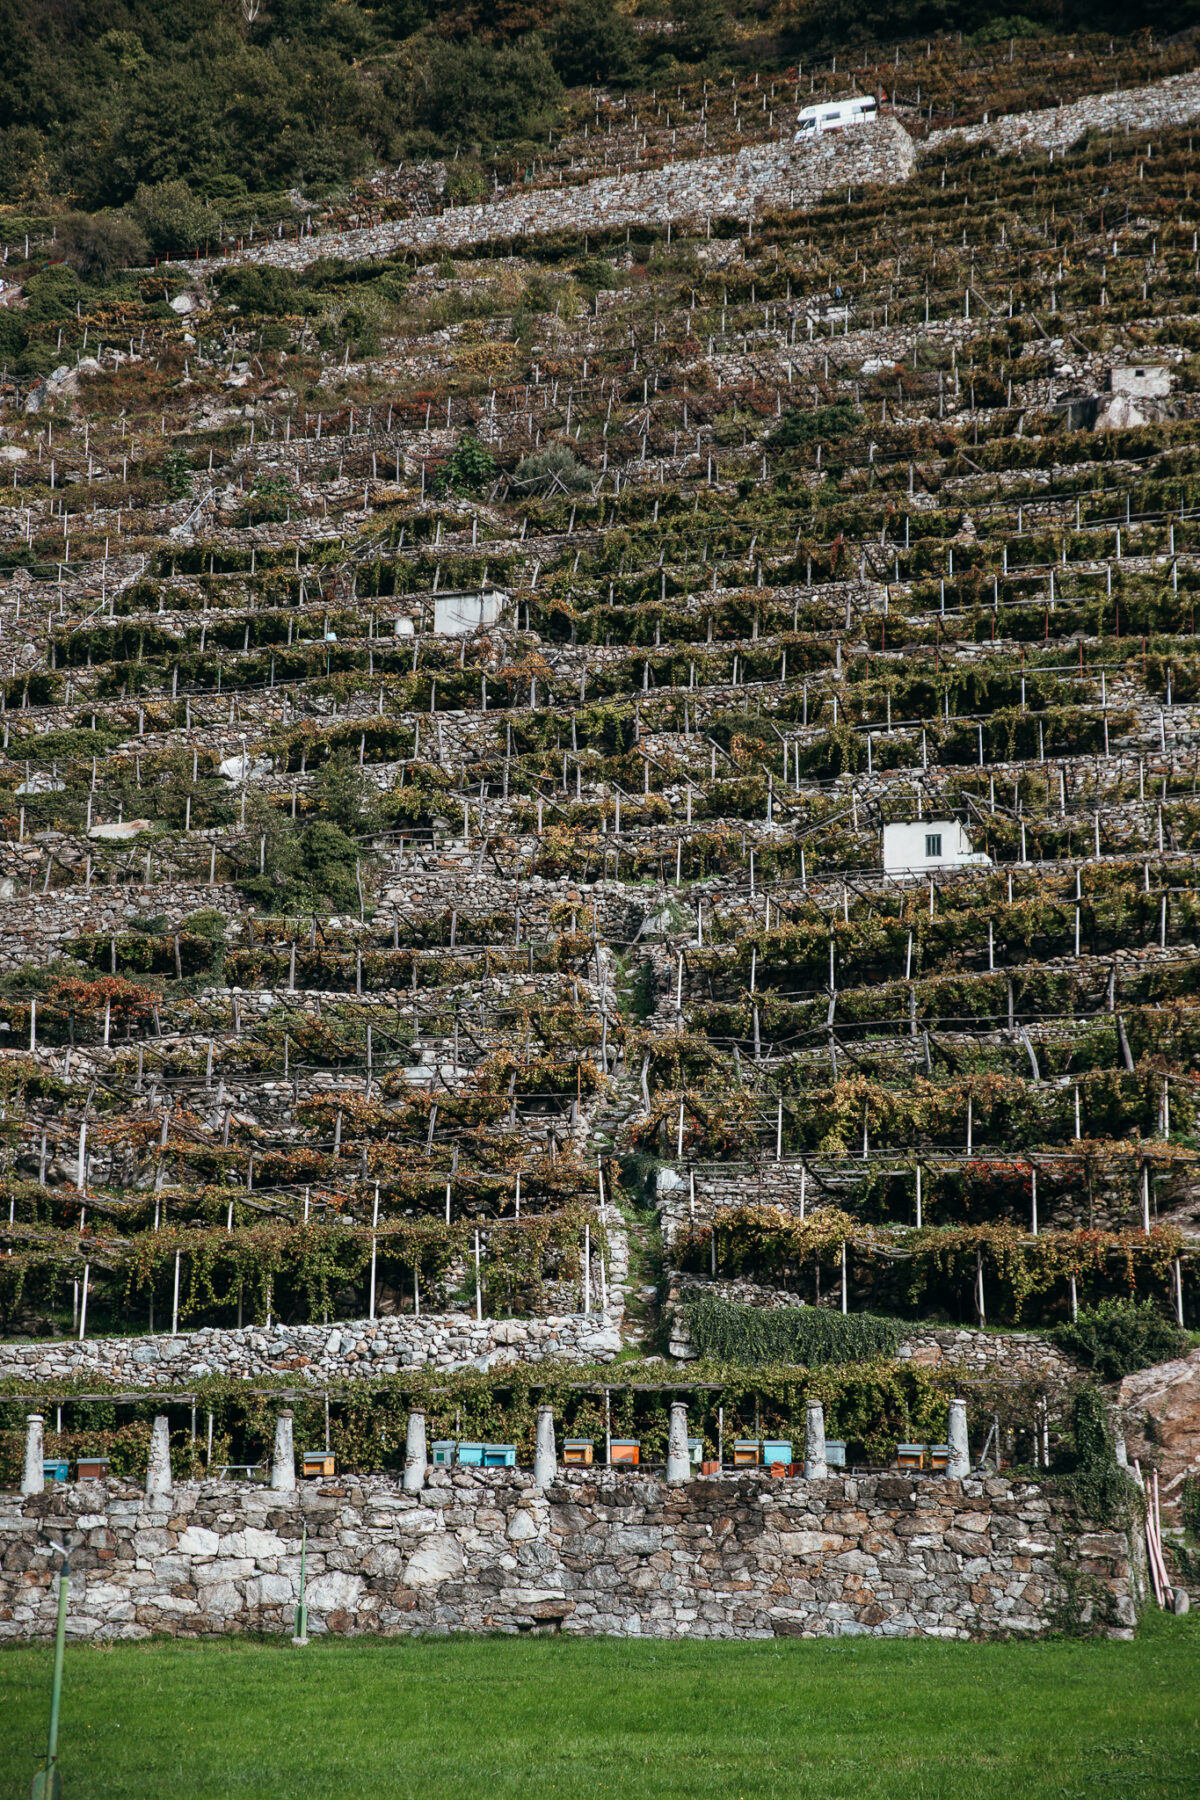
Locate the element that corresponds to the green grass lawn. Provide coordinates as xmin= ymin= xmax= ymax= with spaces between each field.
xmin=2 ymin=1616 xmax=1198 ymax=1800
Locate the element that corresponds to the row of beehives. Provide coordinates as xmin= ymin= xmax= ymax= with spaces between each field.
xmin=29 ymin=1436 xmax=962 ymax=1486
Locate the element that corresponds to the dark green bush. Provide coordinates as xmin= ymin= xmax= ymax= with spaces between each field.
xmin=1055 ymin=1299 xmax=1186 ymax=1381
xmin=683 ymin=1295 xmax=901 ymax=1367
xmin=1183 ymin=1474 xmax=1200 ymax=1540
xmin=434 ymin=438 xmax=497 ymax=497
xmin=21 ymin=264 xmax=83 ymax=323
xmin=56 ymin=210 xmax=148 ymax=280
xmin=128 ymin=180 xmax=214 ymax=257
xmin=769 ymin=403 xmax=863 ymax=449
xmin=1061 ymin=1386 xmax=1139 ymax=1528
xmin=217 ymin=265 xmax=308 ymax=316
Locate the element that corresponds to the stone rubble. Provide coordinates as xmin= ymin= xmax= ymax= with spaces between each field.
xmin=200 ymin=121 xmax=917 ymax=274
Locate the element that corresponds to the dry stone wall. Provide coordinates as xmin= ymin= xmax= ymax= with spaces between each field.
xmin=0 ymin=1309 xmax=623 ymax=1387
xmin=180 ymin=69 xmax=1200 ymax=284
xmin=926 ymin=67 xmax=1200 ymax=158
xmin=199 ymin=121 xmax=917 ymax=274
xmin=0 ymin=1467 xmax=1139 ymax=1642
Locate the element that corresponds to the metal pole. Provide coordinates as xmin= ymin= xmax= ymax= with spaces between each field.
xmin=33 ymin=1552 xmax=69 ymax=1800
xmin=292 ymin=1527 xmax=309 ymax=1646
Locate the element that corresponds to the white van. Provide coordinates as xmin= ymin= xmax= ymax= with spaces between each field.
xmin=794 ymin=96 xmax=878 ymax=140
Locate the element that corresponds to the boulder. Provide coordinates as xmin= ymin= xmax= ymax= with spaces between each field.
xmin=1117 ymin=1348 xmax=1200 ymax=1520
xmin=88 ymin=819 xmax=154 ymax=841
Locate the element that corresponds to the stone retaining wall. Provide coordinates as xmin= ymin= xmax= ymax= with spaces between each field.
xmin=926 ymin=67 xmax=1200 ymax=158
xmin=179 ymin=69 xmax=1200 ymax=283
xmin=200 ymin=121 xmax=916 ymax=274
xmin=0 ymin=1309 xmax=622 ymax=1387
xmin=0 ymin=1467 xmax=1138 ymax=1642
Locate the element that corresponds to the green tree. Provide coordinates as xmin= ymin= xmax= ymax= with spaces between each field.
xmin=57 ymin=211 xmax=149 ymax=281
xmin=673 ymin=0 xmax=729 ymax=62
xmin=413 ymin=38 xmax=563 ymax=141
xmin=129 ymin=179 xmax=215 ymax=257
xmin=547 ymin=0 xmax=636 ymax=86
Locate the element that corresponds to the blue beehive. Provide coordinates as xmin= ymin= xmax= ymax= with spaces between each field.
xmin=431 ymin=1441 xmax=455 ymax=1467
xmin=457 ymin=1442 xmax=484 ymax=1466
xmin=42 ymin=1459 xmax=69 ymax=1484
xmin=825 ymin=1441 xmax=846 ymax=1467
xmin=762 ymin=1440 xmax=792 ymax=1466
xmin=483 ymin=1443 xmax=517 ymax=1467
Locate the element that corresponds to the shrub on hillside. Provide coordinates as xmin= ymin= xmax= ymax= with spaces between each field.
xmin=1055 ymin=1298 xmax=1186 ymax=1381
xmin=683 ymin=1294 xmax=901 ymax=1366
xmin=128 ymin=180 xmax=214 ymax=258
xmin=56 ymin=211 xmax=148 ymax=280
xmin=512 ymin=446 xmax=591 ymax=494
xmin=21 ymin=265 xmax=83 ymax=323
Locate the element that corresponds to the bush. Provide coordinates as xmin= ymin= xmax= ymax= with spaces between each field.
xmin=513 ymin=446 xmax=591 ymax=495
xmin=7 ymin=724 xmax=123 ymax=765
xmin=769 ymin=403 xmax=863 ymax=449
xmin=128 ymin=180 xmax=214 ymax=258
xmin=14 ymin=340 xmax=62 ymax=380
xmin=434 ymin=437 xmax=496 ymax=496
xmin=1062 ymin=1386 xmax=1139 ymax=1528
xmin=239 ymin=471 xmax=298 ymax=524
xmin=573 ymin=256 xmax=620 ymax=295
xmin=683 ymin=1294 xmax=901 ymax=1367
xmin=547 ymin=0 xmax=636 ymax=86
xmin=217 ymin=265 xmax=307 ymax=316
xmin=1184 ymin=1474 xmax=1200 ymax=1539
xmin=970 ymin=15 xmax=1046 ymax=43
xmin=316 ymin=291 xmax=389 ymax=356
xmin=444 ymin=159 xmax=486 ymax=206
xmin=159 ymin=450 xmax=194 ymax=500
xmin=1055 ymin=1298 xmax=1186 ymax=1381
xmin=55 ymin=211 xmax=148 ymax=280
xmin=413 ymin=39 xmax=563 ymax=142
xmin=21 ymin=264 xmax=83 ymax=324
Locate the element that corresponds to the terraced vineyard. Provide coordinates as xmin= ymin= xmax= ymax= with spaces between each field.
xmin=1 ymin=30 xmax=1199 ymax=1485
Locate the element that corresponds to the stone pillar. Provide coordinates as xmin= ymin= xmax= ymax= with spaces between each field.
xmin=403 ymin=1409 xmax=427 ymax=1494
xmin=146 ymin=1415 xmax=172 ymax=1497
xmin=804 ymin=1400 xmax=827 ymax=1480
xmin=946 ymin=1398 xmax=970 ymax=1480
xmin=21 ymin=1414 xmax=44 ymax=1496
xmin=534 ymin=1405 xmax=557 ymax=1486
xmin=666 ymin=1402 xmax=691 ymax=1484
xmin=271 ymin=1410 xmax=296 ymax=1491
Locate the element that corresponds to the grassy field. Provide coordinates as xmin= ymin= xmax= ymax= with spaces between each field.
xmin=2 ymin=1616 xmax=1198 ymax=1800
